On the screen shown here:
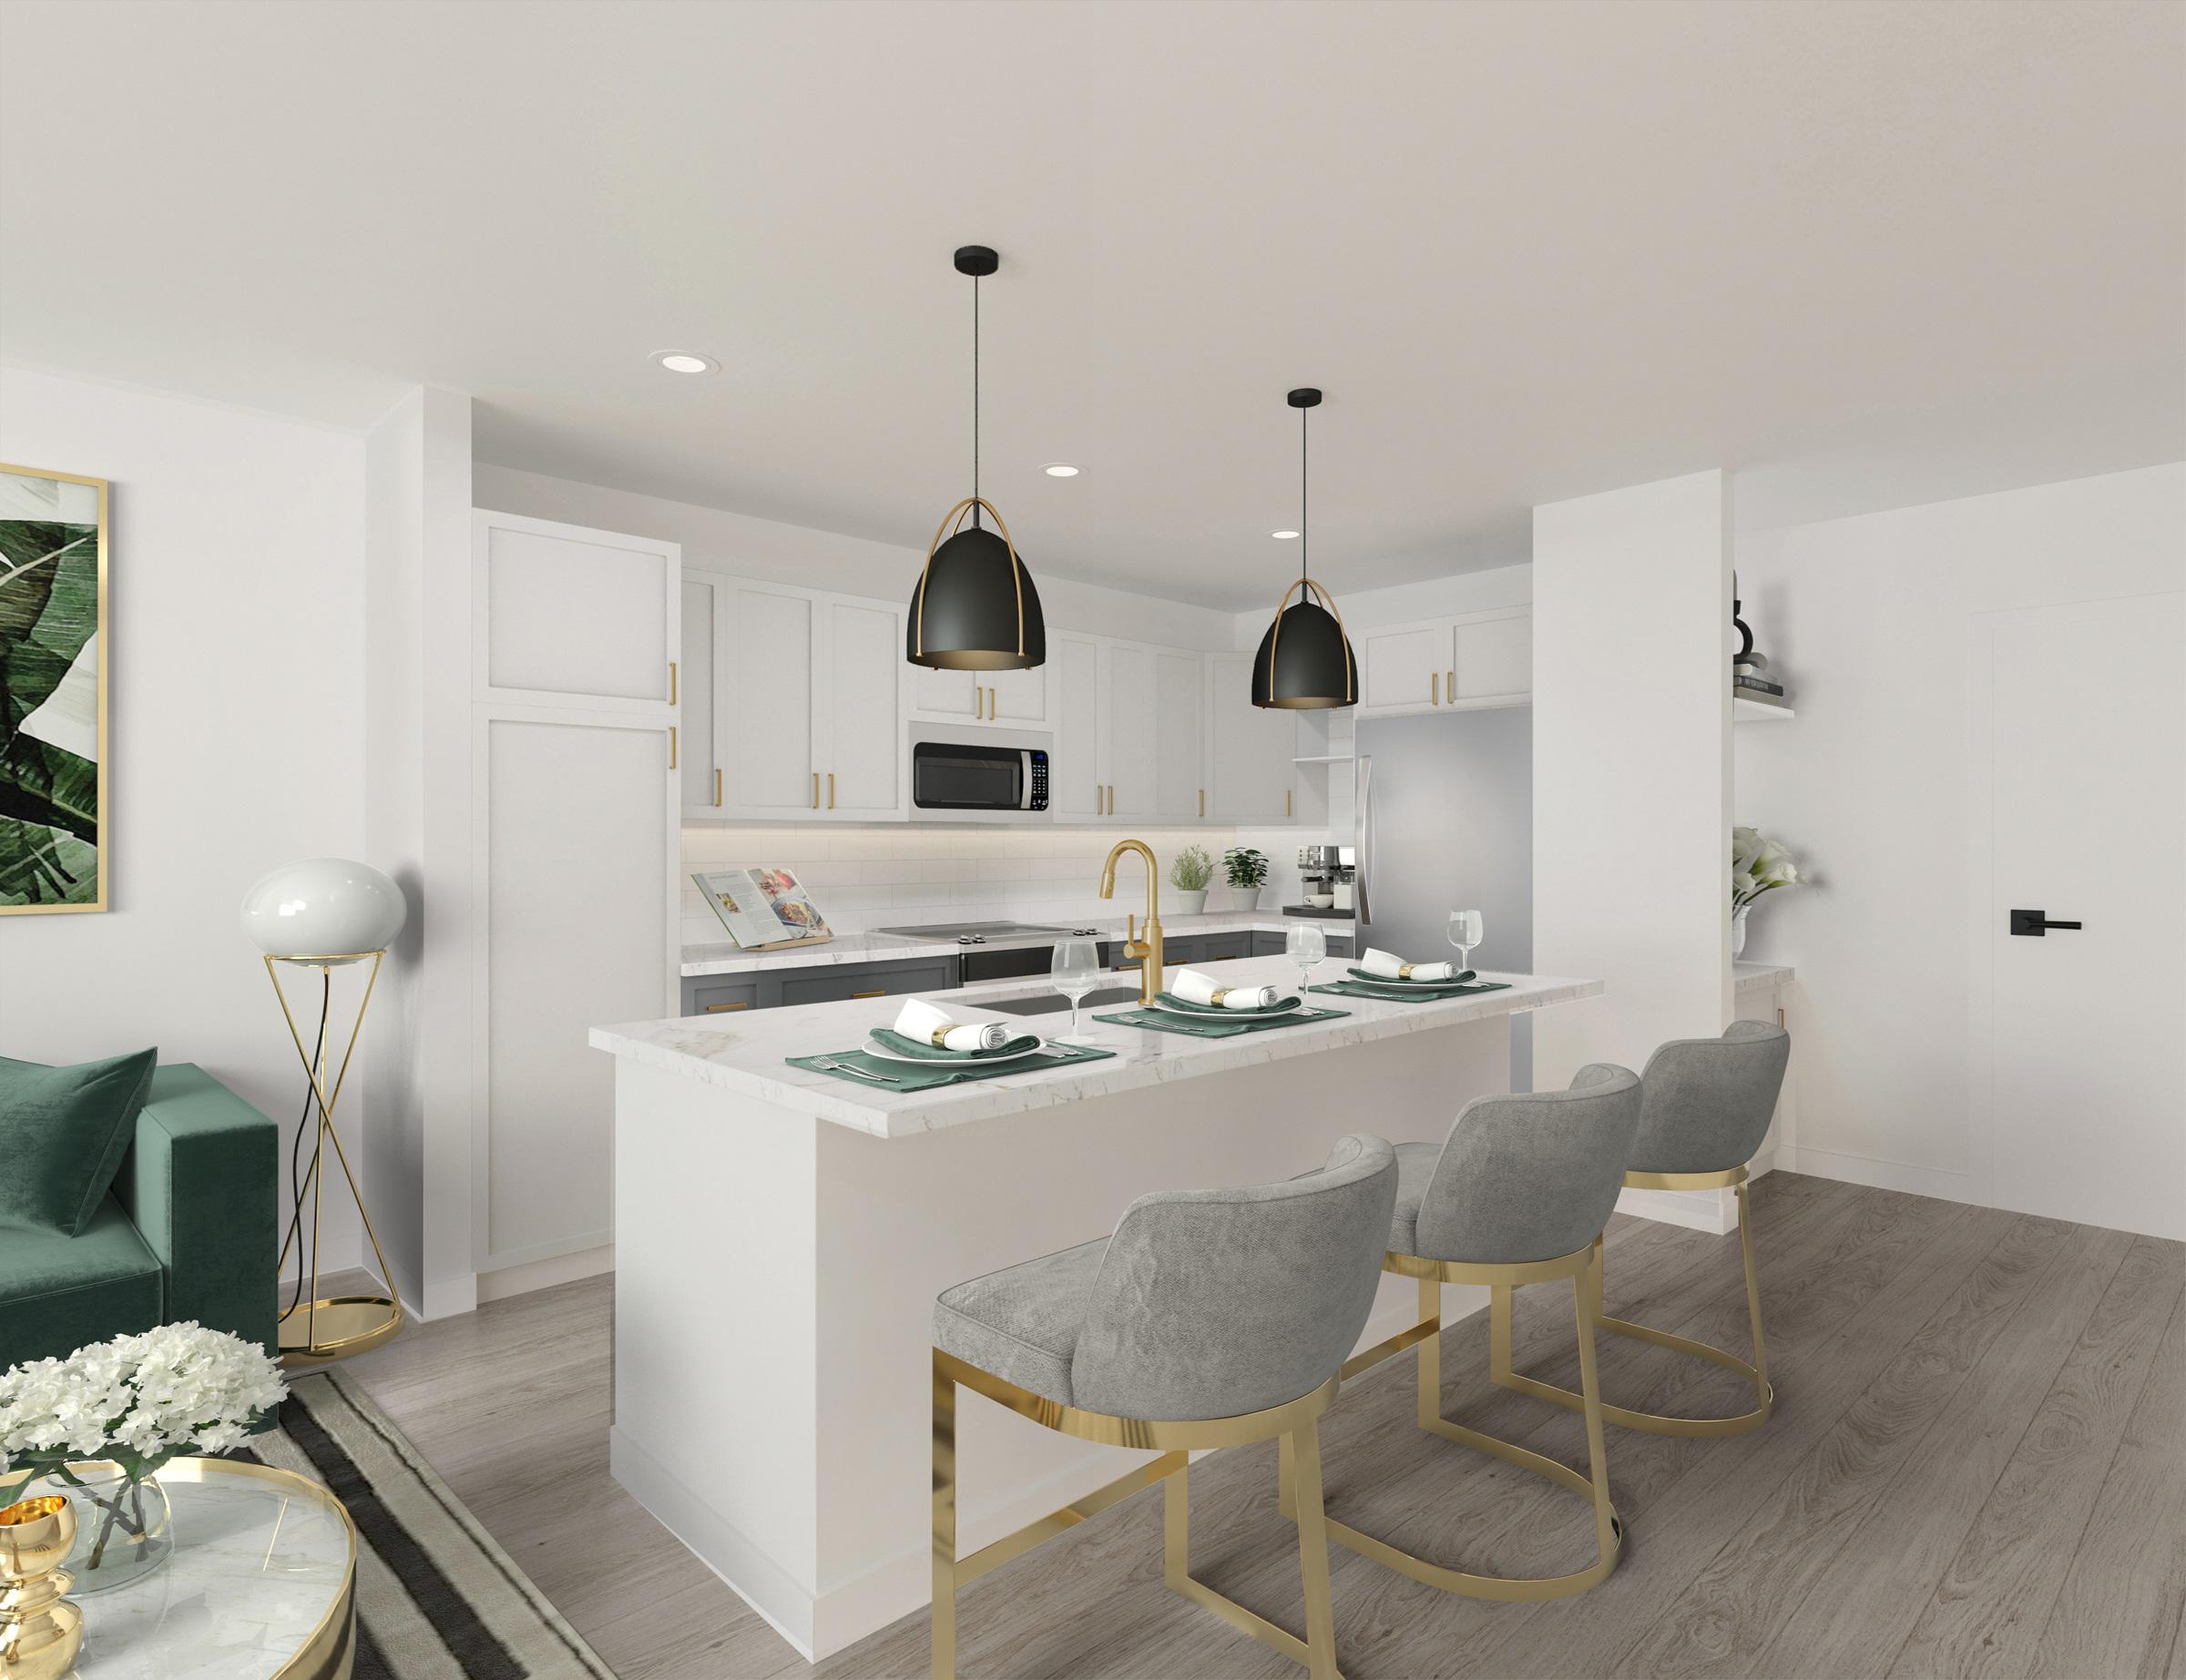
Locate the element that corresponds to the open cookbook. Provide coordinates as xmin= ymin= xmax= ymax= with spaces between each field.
xmin=692 ymin=867 xmax=834 ymax=951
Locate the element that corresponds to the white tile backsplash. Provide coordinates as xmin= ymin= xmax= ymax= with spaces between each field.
xmin=679 ymin=821 xmax=1338 ymax=946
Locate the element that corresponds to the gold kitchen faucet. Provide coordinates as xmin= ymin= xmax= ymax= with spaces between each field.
xmin=1098 ymin=839 xmax=1165 ymax=1006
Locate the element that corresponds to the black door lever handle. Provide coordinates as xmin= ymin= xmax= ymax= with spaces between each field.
xmin=2009 ymin=909 xmax=2084 ymax=937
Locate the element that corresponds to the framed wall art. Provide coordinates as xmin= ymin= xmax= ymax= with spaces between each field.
xmin=1 ymin=463 xmax=108 ymax=912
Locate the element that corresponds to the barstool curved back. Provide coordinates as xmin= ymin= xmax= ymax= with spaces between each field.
xmin=1415 ymin=1064 xmax=1643 ymax=1264
xmin=1629 ymin=1019 xmax=1791 ymax=1175
xmin=1495 ymin=1018 xmax=1793 ymax=1440
xmin=1306 ymin=1064 xmax=1644 ymax=1604
xmin=1073 ymin=1133 xmax=1400 ymax=1420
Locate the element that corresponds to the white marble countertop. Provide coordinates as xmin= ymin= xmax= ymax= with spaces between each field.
xmin=682 ymin=911 xmax=1357 ymax=976
xmin=597 ymin=955 xmax=1599 ymax=1139
xmin=1733 ymin=961 xmax=1794 ymax=994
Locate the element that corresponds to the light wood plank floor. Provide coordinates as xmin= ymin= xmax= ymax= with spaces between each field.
xmin=333 ymin=1174 xmax=2186 ymax=1679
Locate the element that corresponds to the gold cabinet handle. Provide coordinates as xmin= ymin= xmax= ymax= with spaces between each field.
xmin=669 ymin=725 xmax=679 ymax=769
xmin=1286 ymin=788 xmax=1292 ymax=817
xmin=1431 ymin=671 xmax=1440 ymax=706
xmin=714 ymin=767 xmax=723 ymax=807
xmin=988 ymin=684 xmax=997 ymax=717
xmin=705 ymin=1001 xmax=750 ymax=1013
xmin=1199 ymin=787 xmax=1205 ymax=819
xmin=1447 ymin=667 xmax=1456 ymax=697
xmin=669 ymin=660 xmax=679 ymax=706
xmin=975 ymin=684 xmax=984 ymax=720
xmin=850 ymin=989 xmax=885 ymax=999
xmin=812 ymin=771 xmax=820 ymax=808
xmin=828 ymin=770 xmax=835 ymax=809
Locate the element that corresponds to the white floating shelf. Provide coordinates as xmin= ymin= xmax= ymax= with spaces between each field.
xmin=1734 ymin=693 xmax=1795 ymax=721
xmin=1292 ymin=754 xmax=1356 ymax=764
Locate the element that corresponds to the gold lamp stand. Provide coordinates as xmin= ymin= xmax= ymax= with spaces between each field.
xmin=266 ymin=951 xmax=403 ymax=1367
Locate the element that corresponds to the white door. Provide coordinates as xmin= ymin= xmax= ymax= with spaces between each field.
xmin=989 ymin=663 xmax=1048 ymax=724
xmin=1973 ymin=593 xmax=2185 ymax=1239
xmin=474 ymin=707 xmax=677 ymax=1270
xmin=817 ymin=595 xmax=906 ymax=820
xmin=910 ymin=664 xmax=980 ymax=723
xmin=1106 ymin=642 xmax=1159 ymax=820
xmin=1052 ymin=633 xmax=1105 ymax=819
xmin=1208 ymin=653 xmax=1296 ymax=823
xmin=473 ymin=511 xmax=678 ymax=712
xmin=1451 ymin=608 xmax=1532 ymax=704
xmin=723 ymin=582 xmax=820 ymax=817
xmin=1153 ymin=651 xmax=1206 ymax=820
xmin=680 ymin=575 xmax=727 ymax=816
xmin=1360 ymin=624 xmax=1443 ymax=714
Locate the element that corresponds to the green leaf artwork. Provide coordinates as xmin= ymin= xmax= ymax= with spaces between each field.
xmin=0 ymin=466 xmax=106 ymax=911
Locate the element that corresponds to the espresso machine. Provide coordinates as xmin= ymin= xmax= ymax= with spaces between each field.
xmin=1297 ymin=844 xmax=1343 ymax=910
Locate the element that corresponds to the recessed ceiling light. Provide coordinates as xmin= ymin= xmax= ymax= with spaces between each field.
xmin=652 ymin=350 xmax=717 ymax=375
xmin=1272 ymin=529 xmax=1301 ymax=539
xmin=1041 ymin=463 xmax=1083 ymax=478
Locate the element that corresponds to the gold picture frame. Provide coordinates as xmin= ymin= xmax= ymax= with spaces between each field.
xmin=0 ymin=463 xmax=109 ymax=913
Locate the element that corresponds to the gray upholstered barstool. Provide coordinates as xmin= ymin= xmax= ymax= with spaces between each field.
xmin=929 ymin=1135 xmax=1399 ymax=1680
xmin=1293 ymin=1065 xmax=1644 ymax=1602
xmin=1495 ymin=1019 xmax=1792 ymax=1437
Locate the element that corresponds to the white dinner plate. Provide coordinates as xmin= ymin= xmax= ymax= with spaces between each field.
xmin=1148 ymin=995 xmax=1301 ymax=1021
xmin=863 ymin=1035 xmax=1049 ymax=1066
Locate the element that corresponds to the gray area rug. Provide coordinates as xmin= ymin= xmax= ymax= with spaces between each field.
xmin=237 ymin=1369 xmax=616 ymax=1680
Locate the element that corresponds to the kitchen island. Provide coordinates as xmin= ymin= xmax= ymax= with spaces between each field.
xmin=590 ymin=957 xmax=1599 ymax=1659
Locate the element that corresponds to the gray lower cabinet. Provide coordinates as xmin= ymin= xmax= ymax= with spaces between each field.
xmin=681 ymin=955 xmax=960 ymax=1016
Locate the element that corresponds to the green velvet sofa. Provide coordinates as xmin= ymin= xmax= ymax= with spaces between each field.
xmin=0 ymin=1064 xmax=278 ymax=1369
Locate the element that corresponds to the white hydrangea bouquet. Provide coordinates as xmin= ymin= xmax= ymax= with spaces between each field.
xmin=2 ymin=1323 xmax=286 ymax=1577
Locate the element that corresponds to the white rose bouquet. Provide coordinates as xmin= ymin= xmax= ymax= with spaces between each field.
xmin=2 ymin=1322 xmax=287 ymax=1569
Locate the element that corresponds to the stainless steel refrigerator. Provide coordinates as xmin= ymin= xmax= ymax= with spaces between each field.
xmin=1354 ymin=707 xmax=1535 ymax=1089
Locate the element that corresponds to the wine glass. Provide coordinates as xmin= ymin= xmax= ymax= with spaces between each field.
xmin=1051 ymin=938 xmax=1099 ymax=1042
xmin=1285 ymin=921 xmax=1327 ymax=993
xmin=1446 ymin=909 xmax=1484 ymax=975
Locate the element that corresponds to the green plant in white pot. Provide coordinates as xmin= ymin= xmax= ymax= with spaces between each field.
xmin=1169 ymin=845 xmax=1214 ymax=916
xmin=1223 ymin=847 xmax=1270 ymax=911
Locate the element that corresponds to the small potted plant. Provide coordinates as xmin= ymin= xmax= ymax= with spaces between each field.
xmin=1222 ymin=846 xmax=1270 ymax=911
xmin=1 ymin=1322 xmax=286 ymax=1593
xmin=1168 ymin=844 xmax=1214 ymax=915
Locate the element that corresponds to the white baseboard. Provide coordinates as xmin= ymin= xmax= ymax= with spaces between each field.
xmin=1616 ymin=1184 xmax=1738 ymax=1236
xmin=1777 ymin=1145 xmax=1973 ymax=1204
xmin=475 ymin=1243 xmax=615 ymax=1304
xmin=417 ymin=1272 xmax=477 ymax=1322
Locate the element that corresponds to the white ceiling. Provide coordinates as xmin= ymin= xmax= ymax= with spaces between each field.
xmin=3 ymin=0 xmax=2181 ymax=607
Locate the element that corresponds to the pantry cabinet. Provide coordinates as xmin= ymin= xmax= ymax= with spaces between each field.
xmin=1356 ymin=605 xmax=1532 ymax=718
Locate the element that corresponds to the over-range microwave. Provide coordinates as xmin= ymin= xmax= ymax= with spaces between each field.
xmin=906 ymin=728 xmax=1053 ymax=823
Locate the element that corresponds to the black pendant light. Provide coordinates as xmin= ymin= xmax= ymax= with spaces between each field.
xmin=1251 ymin=388 xmax=1356 ymax=708
xmin=907 ymin=245 xmax=1047 ymax=670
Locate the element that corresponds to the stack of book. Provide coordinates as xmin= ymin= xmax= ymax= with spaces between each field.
xmin=1733 ymin=650 xmax=1785 ymax=699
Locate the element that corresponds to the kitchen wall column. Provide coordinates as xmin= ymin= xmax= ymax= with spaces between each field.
xmin=1532 ymin=469 xmax=1737 ymax=1232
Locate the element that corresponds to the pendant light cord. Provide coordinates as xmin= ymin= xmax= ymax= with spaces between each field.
xmin=1301 ymin=401 xmax=1310 ymax=592
xmin=972 ymin=272 xmax=982 ymax=528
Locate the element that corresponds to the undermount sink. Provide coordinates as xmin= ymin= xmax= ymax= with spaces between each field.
xmin=983 ymin=985 xmax=1143 ymax=1017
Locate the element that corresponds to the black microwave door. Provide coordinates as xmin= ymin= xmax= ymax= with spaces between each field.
xmin=913 ymin=742 xmax=1024 ymax=810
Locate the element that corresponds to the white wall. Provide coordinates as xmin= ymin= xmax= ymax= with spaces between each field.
xmin=1533 ymin=470 xmax=1734 ymax=1090
xmin=1734 ymin=461 xmax=2186 ymax=1202
xmin=0 ymin=366 xmax=370 ymax=1274
xmin=473 ymin=464 xmax=1240 ymax=651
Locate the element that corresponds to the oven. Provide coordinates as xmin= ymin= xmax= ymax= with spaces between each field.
xmin=906 ymin=728 xmax=1054 ymax=822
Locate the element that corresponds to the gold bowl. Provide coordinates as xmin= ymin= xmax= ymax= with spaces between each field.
xmin=0 ymin=1496 xmax=74 ymax=1581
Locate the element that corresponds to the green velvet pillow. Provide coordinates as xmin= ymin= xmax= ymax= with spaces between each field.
xmin=0 ymin=1049 xmax=159 ymax=1237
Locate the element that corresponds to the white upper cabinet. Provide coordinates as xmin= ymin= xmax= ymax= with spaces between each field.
xmin=908 ymin=664 xmax=982 ymax=723
xmin=1154 ymin=649 xmax=1206 ymax=820
xmin=988 ymin=662 xmax=1048 ymax=724
xmin=1051 ymin=633 xmax=1105 ymax=820
xmin=1207 ymin=654 xmax=1297 ymax=824
xmin=1358 ymin=606 xmax=1532 ymax=718
xmin=816 ymin=596 xmax=908 ymax=820
xmin=721 ymin=581 xmax=820 ymax=817
xmin=680 ymin=575 xmax=727 ymax=816
xmin=474 ymin=511 xmax=679 ymax=712
xmin=1104 ymin=642 xmax=1159 ymax=820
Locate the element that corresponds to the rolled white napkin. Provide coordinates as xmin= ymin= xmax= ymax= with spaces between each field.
xmin=1363 ymin=947 xmax=1468 ymax=983
xmin=894 ymin=997 xmax=1009 ymax=1053
xmin=1172 ymin=968 xmax=1282 ymax=1011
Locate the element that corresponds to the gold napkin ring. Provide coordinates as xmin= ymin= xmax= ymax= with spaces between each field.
xmin=1397 ymin=962 xmax=1415 ymax=979
xmin=1209 ymin=987 xmax=1229 ymax=1005
xmin=930 ymin=1026 xmax=953 ymax=1047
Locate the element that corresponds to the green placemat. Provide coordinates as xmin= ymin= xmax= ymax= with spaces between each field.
xmin=1308 ymin=980 xmax=1512 ymax=1003
xmin=788 ymin=1042 xmax=1117 ymax=1092
xmin=1092 ymin=1004 xmax=1350 ymax=1038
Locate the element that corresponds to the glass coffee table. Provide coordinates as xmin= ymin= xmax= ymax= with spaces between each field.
xmin=69 ymin=1457 xmax=356 ymax=1679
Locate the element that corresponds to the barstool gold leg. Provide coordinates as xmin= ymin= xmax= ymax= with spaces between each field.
xmin=1278 ymin=1431 xmax=1296 ymax=1520
xmin=1416 ymin=1276 xmax=1441 ymax=1429
xmin=1288 ymin=1421 xmax=1341 ymax=1680
xmin=1739 ymin=1180 xmax=1769 ymax=1398
xmin=1572 ymin=1251 xmax=1618 ymax=1563
xmin=932 ymin=1354 xmax=957 ymax=1680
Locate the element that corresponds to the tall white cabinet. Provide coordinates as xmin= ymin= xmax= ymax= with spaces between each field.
xmin=470 ymin=510 xmax=680 ymax=1277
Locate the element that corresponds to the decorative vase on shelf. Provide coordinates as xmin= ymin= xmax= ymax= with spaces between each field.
xmin=35 ymin=1463 xmax=171 ymax=1595
xmin=1731 ymin=904 xmax=1751 ymax=961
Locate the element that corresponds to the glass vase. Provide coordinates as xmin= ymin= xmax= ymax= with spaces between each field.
xmin=35 ymin=1461 xmax=173 ymax=1594
xmin=1731 ymin=904 xmax=1751 ymax=960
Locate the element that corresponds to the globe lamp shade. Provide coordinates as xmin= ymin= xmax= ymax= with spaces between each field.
xmin=240 ymin=858 xmax=408 ymax=962
xmin=906 ymin=523 xmax=1047 ymax=670
xmin=1251 ymin=594 xmax=1357 ymax=708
